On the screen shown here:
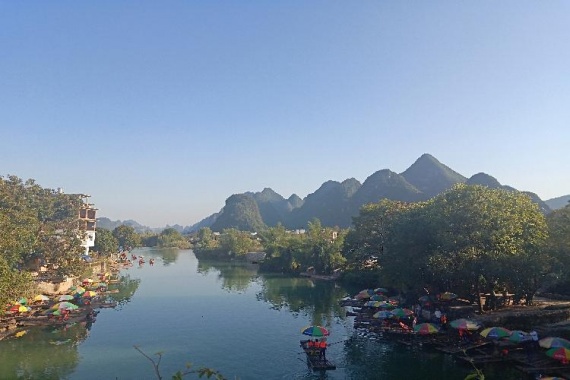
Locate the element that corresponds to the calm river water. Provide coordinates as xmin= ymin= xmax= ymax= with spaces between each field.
xmin=0 ymin=249 xmax=524 ymax=379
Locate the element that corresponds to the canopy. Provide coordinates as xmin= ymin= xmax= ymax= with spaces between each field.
xmin=480 ymin=327 xmax=511 ymax=339
xmin=414 ymin=323 xmax=440 ymax=335
xmin=301 ymin=325 xmax=330 ymax=337
xmin=539 ymin=337 xmax=570 ymax=349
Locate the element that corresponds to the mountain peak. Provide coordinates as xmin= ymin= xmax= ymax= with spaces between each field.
xmin=401 ymin=154 xmax=466 ymax=199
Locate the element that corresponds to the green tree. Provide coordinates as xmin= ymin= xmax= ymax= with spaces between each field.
xmin=219 ymin=228 xmax=260 ymax=256
xmin=195 ymin=227 xmax=219 ymax=251
xmin=113 ymin=225 xmax=141 ymax=249
xmin=157 ymin=228 xmax=190 ymax=249
xmin=94 ymin=228 xmax=119 ymax=255
xmin=0 ymin=256 xmax=34 ymax=313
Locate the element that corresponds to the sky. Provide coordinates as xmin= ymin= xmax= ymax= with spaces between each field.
xmin=1 ymin=1 xmax=569 ymax=228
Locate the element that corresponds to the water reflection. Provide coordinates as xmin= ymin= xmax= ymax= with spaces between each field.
xmin=104 ymin=273 xmax=141 ymax=309
xmin=158 ymin=248 xmax=180 ymax=266
xmin=197 ymin=259 xmax=260 ymax=293
xmin=0 ymin=324 xmax=86 ymax=379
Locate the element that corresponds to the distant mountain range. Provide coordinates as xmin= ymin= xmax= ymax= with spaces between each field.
xmin=99 ymin=153 xmax=569 ymax=233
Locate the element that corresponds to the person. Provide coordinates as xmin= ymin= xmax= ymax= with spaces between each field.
xmin=434 ymin=308 xmax=441 ymax=324
xmin=319 ymin=339 xmax=327 ymax=361
xmin=412 ymin=316 xmax=418 ymax=330
xmin=440 ymin=313 xmax=448 ymax=330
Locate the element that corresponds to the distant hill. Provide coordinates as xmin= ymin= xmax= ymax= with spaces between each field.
xmin=101 ymin=153 xmax=562 ymax=233
xmin=200 ymin=153 xmax=555 ymax=232
xmin=96 ymin=217 xmax=158 ymax=233
xmin=546 ymin=195 xmax=570 ymax=210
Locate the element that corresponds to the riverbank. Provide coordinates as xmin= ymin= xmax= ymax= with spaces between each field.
xmin=0 ymin=257 xmax=121 ymax=341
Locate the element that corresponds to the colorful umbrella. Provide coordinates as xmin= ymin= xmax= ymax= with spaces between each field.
xmin=364 ymin=301 xmax=384 ymax=308
xmin=449 ymin=319 xmax=481 ymax=331
xmin=355 ymin=289 xmax=375 ymax=300
xmin=508 ymin=330 xmax=530 ymax=343
xmin=539 ymin=337 xmax=570 ymax=349
xmin=52 ymin=302 xmax=78 ymax=311
xmin=58 ymin=295 xmax=74 ymax=301
xmin=439 ymin=292 xmax=458 ymax=301
xmin=374 ymin=288 xmax=388 ymax=294
xmin=301 ymin=325 xmax=330 ymax=337
xmin=71 ymin=286 xmax=86 ymax=295
xmin=414 ymin=323 xmax=440 ymax=335
xmin=546 ymin=347 xmax=570 ymax=362
xmin=373 ymin=311 xmax=393 ymax=319
xmin=18 ymin=305 xmax=31 ymax=313
xmin=480 ymin=327 xmax=511 ymax=339
xmin=33 ymin=294 xmax=50 ymax=302
xmin=370 ymin=294 xmax=388 ymax=301
xmin=16 ymin=297 xmax=28 ymax=305
xmin=390 ymin=308 xmax=414 ymax=318
xmin=82 ymin=291 xmax=97 ymax=298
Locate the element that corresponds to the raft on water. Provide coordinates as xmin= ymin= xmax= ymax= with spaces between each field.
xmin=300 ymin=340 xmax=336 ymax=371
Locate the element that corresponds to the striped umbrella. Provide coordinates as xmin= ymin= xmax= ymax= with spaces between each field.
xmin=373 ymin=310 xmax=393 ymax=319
xmin=546 ymin=347 xmax=570 ymax=362
xmin=301 ymin=325 xmax=330 ymax=337
xmin=414 ymin=323 xmax=440 ymax=335
xmin=480 ymin=327 xmax=511 ymax=340
xmin=390 ymin=308 xmax=414 ymax=318
xmin=449 ymin=319 xmax=481 ymax=331
xmin=539 ymin=337 xmax=570 ymax=349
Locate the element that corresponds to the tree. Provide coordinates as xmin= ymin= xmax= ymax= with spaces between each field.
xmin=0 ymin=256 xmax=34 ymax=313
xmin=302 ymin=219 xmax=346 ymax=275
xmin=157 ymin=228 xmax=190 ymax=249
xmin=94 ymin=228 xmax=119 ymax=255
xmin=219 ymin=228 xmax=260 ymax=256
xmin=113 ymin=225 xmax=141 ymax=249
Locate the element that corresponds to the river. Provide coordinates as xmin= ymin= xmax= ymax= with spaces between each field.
xmin=0 ymin=248 xmax=524 ymax=379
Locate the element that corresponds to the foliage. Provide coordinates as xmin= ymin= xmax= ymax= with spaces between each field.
xmin=342 ymin=184 xmax=550 ymax=310
xmin=0 ymin=175 xmax=87 ymax=277
xmin=112 ymin=225 xmax=141 ymax=249
xmin=0 ymin=256 xmax=34 ymax=313
xmin=259 ymin=219 xmax=346 ymax=275
xmin=218 ymin=228 xmax=261 ymax=256
xmin=545 ymin=204 xmax=570 ymax=281
xmin=157 ymin=228 xmax=191 ymax=249
xmin=210 ymin=194 xmax=266 ymax=232
xmin=93 ymin=228 xmax=119 ymax=255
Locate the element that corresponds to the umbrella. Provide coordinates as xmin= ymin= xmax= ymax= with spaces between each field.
xmin=449 ymin=319 xmax=481 ymax=331
xmin=539 ymin=337 xmax=570 ymax=349
xmin=546 ymin=347 xmax=570 ymax=362
xmin=370 ymin=294 xmax=388 ymax=301
xmin=364 ymin=301 xmax=384 ymax=308
xmin=16 ymin=297 xmax=28 ymax=305
xmin=390 ymin=308 xmax=414 ymax=318
xmin=418 ymin=295 xmax=431 ymax=303
xmin=439 ymin=292 xmax=458 ymax=301
xmin=52 ymin=302 xmax=78 ymax=311
xmin=373 ymin=310 xmax=393 ymax=319
xmin=374 ymin=288 xmax=388 ymax=294
xmin=480 ymin=327 xmax=511 ymax=339
xmin=508 ymin=330 xmax=530 ymax=343
xmin=301 ymin=325 xmax=330 ymax=337
xmin=82 ymin=291 xmax=97 ymax=298
xmin=58 ymin=295 xmax=74 ymax=301
xmin=414 ymin=323 xmax=440 ymax=335
xmin=18 ymin=305 xmax=31 ymax=313
xmin=82 ymin=278 xmax=94 ymax=283
xmin=71 ymin=286 xmax=86 ymax=295
xmin=355 ymin=289 xmax=375 ymax=300
xmin=33 ymin=294 xmax=49 ymax=302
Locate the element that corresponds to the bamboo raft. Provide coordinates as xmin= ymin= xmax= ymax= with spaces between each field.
xmin=300 ymin=340 xmax=336 ymax=371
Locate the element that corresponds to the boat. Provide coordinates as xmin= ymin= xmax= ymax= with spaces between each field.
xmin=300 ymin=340 xmax=336 ymax=371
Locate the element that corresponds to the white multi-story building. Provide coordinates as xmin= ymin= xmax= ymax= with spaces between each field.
xmin=77 ymin=194 xmax=97 ymax=255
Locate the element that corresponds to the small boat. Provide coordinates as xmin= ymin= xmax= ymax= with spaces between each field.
xmin=300 ymin=340 xmax=336 ymax=371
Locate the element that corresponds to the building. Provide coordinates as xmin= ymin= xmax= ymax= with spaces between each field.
xmin=77 ymin=194 xmax=97 ymax=255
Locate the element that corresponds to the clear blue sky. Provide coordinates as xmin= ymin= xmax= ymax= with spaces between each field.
xmin=1 ymin=1 xmax=569 ymax=227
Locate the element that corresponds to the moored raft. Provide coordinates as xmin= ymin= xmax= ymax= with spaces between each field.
xmin=300 ymin=340 xmax=336 ymax=371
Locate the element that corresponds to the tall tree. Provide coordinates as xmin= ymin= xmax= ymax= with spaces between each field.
xmin=113 ymin=225 xmax=141 ymax=249
xmin=94 ymin=228 xmax=119 ymax=255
